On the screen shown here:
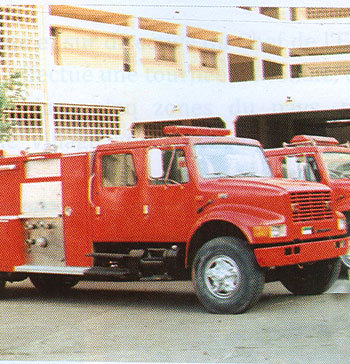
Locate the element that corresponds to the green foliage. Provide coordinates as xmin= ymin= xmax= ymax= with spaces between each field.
xmin=0 ymin=73 xmax=25 ymax=141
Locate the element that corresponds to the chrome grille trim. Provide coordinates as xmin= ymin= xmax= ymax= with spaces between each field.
xmin=290 ymin=191 xmax=333 ymax=222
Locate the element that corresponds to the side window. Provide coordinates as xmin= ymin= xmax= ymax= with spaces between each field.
xmin=102 ymin=153 xmax=137 ymax=187
xmin=149 ymin=148 xmax=189 ymax=184
xmin=282 ymin=155 xmax=320 ymax=182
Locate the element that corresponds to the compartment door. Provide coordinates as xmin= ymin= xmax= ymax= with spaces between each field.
xmin=61 ymin=154 xmax=93 ymax=267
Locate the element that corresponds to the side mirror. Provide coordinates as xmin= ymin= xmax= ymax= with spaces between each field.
xmin=149 ymin=148 xmax=164 ymax=179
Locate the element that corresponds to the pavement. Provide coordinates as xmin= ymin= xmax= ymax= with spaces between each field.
xmin=327 ymin=277 xmax=350 ymax=293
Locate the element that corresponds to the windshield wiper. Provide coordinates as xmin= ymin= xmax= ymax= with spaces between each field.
xmin=231 ymin=172 xmax=261 ymax=178
xmin=207 ymin=172 xmax=234 ymax=178
xmin=206 ymin=171 xmax=262 ymax=178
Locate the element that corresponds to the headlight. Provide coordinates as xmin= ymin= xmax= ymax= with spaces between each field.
xmin=338 ymin=217 xmax=347 ymax=231
xmin=253 ymin=224 xmax=287 ymax=238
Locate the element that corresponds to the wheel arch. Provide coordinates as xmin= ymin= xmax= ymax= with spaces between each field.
xmin=186 ymin=220 xmax=249 ymax=269
xmin=342 ymin=210 xmax=350 ymax=222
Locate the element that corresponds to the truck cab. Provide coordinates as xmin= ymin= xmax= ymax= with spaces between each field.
xmin=0 ymin=127 xmax=348 ymax=313
xmin=265 ymin=134 xmax=350 ymax=271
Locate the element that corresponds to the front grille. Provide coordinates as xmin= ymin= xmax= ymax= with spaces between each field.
xmin=290 ymin=191 xmax=333 ymax=222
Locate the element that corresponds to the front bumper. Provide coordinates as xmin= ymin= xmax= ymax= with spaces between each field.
xmin=254 ymin=236 xmax=349 ymax=267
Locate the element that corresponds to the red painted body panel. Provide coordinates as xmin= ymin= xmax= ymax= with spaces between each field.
xmin=164 ymin=125 xmax=231 ymax=137
xmin=0 ymin=219 xmax=26 ymax=271
xmin=61 ymin=154 xmax=93 ymax=267
xmin=266 ymin=138 xmax=350 ymax=215
xmin=0 ymin=158 xmax=26 ymax=270
xmin=92 ymin=147 xmax=149 ymax=242
xmin=255 ymin=237 xmax=348 ymax=267
xmin=0 ymin=157 xmax=25 ymax=216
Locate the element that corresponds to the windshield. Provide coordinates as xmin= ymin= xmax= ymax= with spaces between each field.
xmin=194 ymin=143 xmax=272 ymax=179
xmin=322 ymin=152 xmax=350 ymax=179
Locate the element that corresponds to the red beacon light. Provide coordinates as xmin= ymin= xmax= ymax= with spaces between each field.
xmin=289 ymin=135 xmax=339 ymax=146
xmin=163 ymin=125 xmax=231 ymax=137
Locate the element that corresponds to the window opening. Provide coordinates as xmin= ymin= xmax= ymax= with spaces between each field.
xmin=282 ymin=155 xmax=320 ymax=182
xmin=149 ymin=148 xmax=189 ymax=184
xmin=102 ymin=153 xmax=137 ymax=187
xmin=156 ymin=42 xmax=176 ymax=62
xmin=200 ymin=50 xmax=217 ymax=68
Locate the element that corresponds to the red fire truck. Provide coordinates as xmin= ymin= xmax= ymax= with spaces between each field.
xmin=266 ymin=134 xmax=350 ymax=275
xmin=0 ymin=127 xmax=347 ymax=313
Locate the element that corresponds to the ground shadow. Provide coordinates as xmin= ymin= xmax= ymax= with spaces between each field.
xmin=0 ymin=279 xmax=310 ymax=314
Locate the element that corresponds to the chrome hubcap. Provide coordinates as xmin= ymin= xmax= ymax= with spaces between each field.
xmin=341 ymin=253 xmax=350 ymax=268
xmin=204 ymin=255 xmax=241 ymax=298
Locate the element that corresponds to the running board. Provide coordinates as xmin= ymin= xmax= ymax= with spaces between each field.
xmin=14 ymin=265 xmax=170 ymax=281
xmin=14 ymin=265 xmax=132 ymax=279
xmin=15 ymin=265 xmax=89 ymax=275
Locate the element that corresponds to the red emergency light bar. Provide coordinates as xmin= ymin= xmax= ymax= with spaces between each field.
xmin=163 ymin=125 xmax=231 ymax=137
xmin=290 ymin=135 xmax=339 ymax=146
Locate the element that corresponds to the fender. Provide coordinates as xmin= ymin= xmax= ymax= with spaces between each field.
xmin=336 ymin=199 xmax=350 ymax=217
xmin=186 ymin=202 xmax=286 ymax=246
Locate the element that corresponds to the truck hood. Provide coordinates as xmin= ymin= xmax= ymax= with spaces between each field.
xmin=202 ymin=177 xmax=331 ymax=194
xmin=198 ymin=177 xmax=333 ymax=222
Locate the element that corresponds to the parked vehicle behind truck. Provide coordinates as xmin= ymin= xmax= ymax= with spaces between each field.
xmin=0 ymin=127 xmax=347 ymax=313
xmin=266 ymin=134 xmax=350 ymax=274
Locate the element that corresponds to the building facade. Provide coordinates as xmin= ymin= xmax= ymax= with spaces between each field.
xmin=1 ymin=5 xmax=350 ymax=150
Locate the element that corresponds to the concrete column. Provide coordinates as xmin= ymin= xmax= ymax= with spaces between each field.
xmin=218 ymin=33 xmax=230 ymax=83
xmin=40 ymin=4 xmax=56 ymax=143
xmin=253 ymin=41 xmax=263 ymax=80
xmin=294 ymin=8 xmax=307 ymax=21
xmin=278 ymin=7 xmax=291 ymax=21
xmin=282 ymin=48 xmax=291 ymax=79
xmin=130 ymin=16 xmax=144 ymax=75
xmin=118 ymin=109 xmax=133 ymax=138
xmin=177 ymin=24 xmax=191 ymax=80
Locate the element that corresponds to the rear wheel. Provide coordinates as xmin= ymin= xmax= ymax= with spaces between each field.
xmin=192 ymin=236 xmax=264 ymax=314
xmin=30 ymin=274 xmax=79 ymax=294
xmin=279 ymin=258 xmax=341 ymax=295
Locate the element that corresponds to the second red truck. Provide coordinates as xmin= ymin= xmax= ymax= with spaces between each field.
xmin=266 ymin=134 xmax=350 ymax=272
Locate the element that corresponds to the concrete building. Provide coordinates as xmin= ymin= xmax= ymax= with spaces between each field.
xmin=1 ymin=4 xmax=350 ymax=150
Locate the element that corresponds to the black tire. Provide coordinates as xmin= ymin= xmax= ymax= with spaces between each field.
xmin=30 ymin=274 xmax=79 ymax=294
xmin=340 ymin=254 xmax=350 ymax=269
xmin=341 ymin=212 xmax=350 ymax=269
xmin=0 ymin=280 xmax=5 ymax=291
xmin=279 ymin=258 xmax=341 ymax=295
xmin=192 ymin=236 xmax=265 ymax=314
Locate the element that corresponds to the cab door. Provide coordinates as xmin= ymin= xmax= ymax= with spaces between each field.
xmin=143 ymin=146 xmax=194 ymax=242
xmin=92 ymin=149 xmax=145 ymax=242
xmin=281 ymin=154 xmax=321 ymax=182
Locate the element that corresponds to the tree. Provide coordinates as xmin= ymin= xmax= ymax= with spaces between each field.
xmin=0 ymin=73 xmax=25 ymax=141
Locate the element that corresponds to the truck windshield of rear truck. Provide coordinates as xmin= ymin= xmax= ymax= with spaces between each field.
xmin=322 ymin=152 xmax=350 ymax=179
xmin=194 ymin=143 xmax=272 ymax=179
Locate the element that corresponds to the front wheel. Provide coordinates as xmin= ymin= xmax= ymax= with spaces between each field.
xmin=279 ymin=258 xmax=341 ymax=295
xmin=192 ymin=237 xmax=264 ymax=314
xmin=340 ymin=253 xmax=350 ymax=269
xmin=340 ymin=212 xmax=350 ymax=271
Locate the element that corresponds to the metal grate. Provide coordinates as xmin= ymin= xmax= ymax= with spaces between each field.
xmin=290 ymin=191 xmax=333 ymax=222
xmin=54 ymin=104 xmax=121 ymax=141
xmin=0 ymin=5 xmax=42 ymax=90
xmin=302 ymin=62 xmax=350 ymax=77
xmin=8 ymin=103 xmax=44 ymax=141
xmin=306 ymin=8 xmax=350 ymax=19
